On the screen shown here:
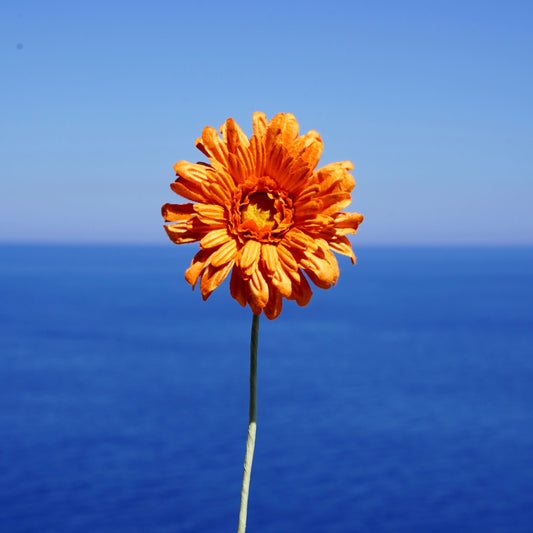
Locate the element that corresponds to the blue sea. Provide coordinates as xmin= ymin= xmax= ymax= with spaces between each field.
xmin=1 ymin=245 xmax=532 ymax=532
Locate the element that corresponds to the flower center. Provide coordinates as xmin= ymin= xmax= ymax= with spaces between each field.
xmin=229 ymin=179 xmax=294 ymax=244
xmin=240 ymin=192 xmax=277 ymax=230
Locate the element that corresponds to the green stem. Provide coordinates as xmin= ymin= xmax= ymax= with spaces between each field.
xmin=237 ymin=313 xmax=259 ymax=533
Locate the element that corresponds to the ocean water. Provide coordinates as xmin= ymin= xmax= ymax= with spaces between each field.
xmin=0 ymin=245 xmax=532 ymax=533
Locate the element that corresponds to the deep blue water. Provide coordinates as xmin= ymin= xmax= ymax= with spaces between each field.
xmin=1 ymin=245 xmax=532 ymax=532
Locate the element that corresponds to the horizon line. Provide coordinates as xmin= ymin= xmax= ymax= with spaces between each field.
xmin=1 ymin=240 xmax=532 ymax=248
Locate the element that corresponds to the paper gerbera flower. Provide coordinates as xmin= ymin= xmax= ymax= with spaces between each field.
xmin=162 ymin=112 xmax=363 ymax=319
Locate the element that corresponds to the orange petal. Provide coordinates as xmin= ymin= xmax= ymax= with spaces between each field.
xmin=290 ymin=271 xmax=312 ymax=306
xmin=184 ymin=249 xmax=212 ymax=288
xmin=289 ymin=130 xmax=323 ymax=171
xmin=284 ymin=228 xmax=318 ymax=252
xmin=278 ymin=159 xmax=314 ymax=193
xmin=333 ymin=212 xmax=364 ymax=235
xmin=316 ymin=162 xmax=355 ymax=194
xmin=264 ymin=117 xmax=282 ymax=154
xmin=200 ymin=228 xmax=231 ymax=249
xmin=264 ymin=289 xmax=283 ymax=320
xmin=238 ymin=143 xmax=255 ymax=179
xmin=170 ymin=179 xmax=205 ymax=203
xmin=265 ymin=143 xmax=292 ymax=184
xmin=277 ymin=242 xmax=299 ymax=274
xmin=329 ymin=236 xmax=356 ymax=264
xmin=230 ymin=267 xmax=249 ymax=307
xmin=249 ymin=267 xmax=269 ymax=310
xmin=194 ymin=136 xmax=210 ymax=159
xmin=261 ymin=243 xmax=279 ymax=274
xmin=299 ymin=214 xmax=335 ymax=235
xmin=207 ymin=159 xmax=238 ymax=194
xmin=320 ymin=192 xmax=352 ymax=216
xmin=294 ymin=184 xmax=320 ymax=206
xmin=267 ymin=113 xmax=299 ymax=145
xmin=304 ymin=268 xmax=332 ymax=290
xmin=302 ymin=249 xmax=339 ymax=289
xmin=294 ymin=199 xmax=322 ymax=220
xmin=252 ymin=111 xmax=268 ymax=138
xmin=227 ymin=151 xmax=248 ymax=184
xmin=161 ymin=203 xmax=195 ymax=222
xmin=238 ymin=239 xmax=261 ymax=274
xmin=173 ymin=160 xmax=210 ymax=184
xmin=249 ymin=134 xmax=265 ymax=177
xmin=220 ymin=117 xmax=250 ymax=151
xmin=210 ymin=238 xmax=238 ymax=267
xmin=248 ymin=299 xmax=263 ymax=316
xmin=164 ymin=224 xmax=204 ymax=244
xmin=200 ymin=261 xmax=235 ymax=301
xmin=272 ymin=261 xmax=292 ymax=297
xmin=200 ymin=126 xmax=229 ymax=165
xmin=193 ymin=203 xmax=227 ymax=224
xmin=201 ymin=179 xmax=232 ymax=206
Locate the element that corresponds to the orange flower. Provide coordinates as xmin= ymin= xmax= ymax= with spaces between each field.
xmin=162 ymin=112 xmax=364 ymax=319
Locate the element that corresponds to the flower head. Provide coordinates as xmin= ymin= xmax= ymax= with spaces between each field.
xmin=162 ymin=112 xmax=363 ymax=319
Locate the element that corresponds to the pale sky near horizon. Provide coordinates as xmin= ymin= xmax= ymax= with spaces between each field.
xmin=1 ymin=0 xmax=532 ymax=245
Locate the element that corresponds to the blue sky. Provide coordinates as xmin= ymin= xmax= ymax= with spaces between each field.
xmin=1 ymin=0 xmax=532 ymax=244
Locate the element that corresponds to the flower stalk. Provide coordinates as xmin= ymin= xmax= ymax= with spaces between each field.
xmin=237 ymin=313 xmax=260 ymax=533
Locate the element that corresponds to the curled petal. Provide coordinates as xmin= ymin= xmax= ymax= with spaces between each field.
xmin=320 ymin=192 xmax=352 ymax=216
xmin=316 ymin=161 xmax=355 ymax=194
xmin=161 ymin=203 xmax=195 ymax=222
xmin=164 ymin=224 xmax=204 ymax=245
xmin=294 ymin=199 xmax=322 ymax=220
xmin=290 ymin=271 xmax=312 ymax=306
xmin=301 ymin=249 xmax=339 ymax=289
xmin=289 ymin=130 xmax=323 ymax=171
xmin=299 ymin=214 xmax=335 ymax=236
xmin=200 ymin=261 xmax=235 ymax=300
xmin=294 ymin=184 xmax=320 ymax=206
xmin=170 ymin=179 xmax=205 ymax=203
xmin=230 ymin=267 xmax=249 ymax=307
xmin=184 ymin=249 xmax=212 ymax=288
xmin=220 ymin=117 xmax=250 ymax=151
xmin=267 ymin=113 xmax=299 ymax=145
xmin=200 ymin=127 xmax=229 ymax=165
xmin=252 ymin=111 xmax=268 ymax=138
xmin=277 ymin=243 xmax=299 ymax=277
xmin=302 ymin=249 xmax=339 ymax=289
xmin=272 ymin=261 xmax=292 ymax=298
xmin=329 ymin=235 xmax=356 ymax=264
xmin=249 ymin=267 xmax=269 ymax=310
xmin=173 ymin=160 xmax=210 ymax=183
xmin=264 ymin=289 xmax=283 ymax=320
xmin=333 ymin=212 xmax=365 ymax=235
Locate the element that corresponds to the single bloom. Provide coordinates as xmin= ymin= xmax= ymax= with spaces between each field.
xmin=162 ymin=112 xmax=364 ymax=319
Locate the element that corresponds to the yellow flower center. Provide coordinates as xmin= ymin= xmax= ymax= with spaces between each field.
xmin=230 ymin=180 xmax=294 ymax=244
xmin=240 ymin=192 xmax=277 ymax=230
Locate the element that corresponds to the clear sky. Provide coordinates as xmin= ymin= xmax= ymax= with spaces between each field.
xmin=1 ymin=0 xmax=532 ymax=245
